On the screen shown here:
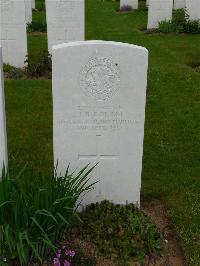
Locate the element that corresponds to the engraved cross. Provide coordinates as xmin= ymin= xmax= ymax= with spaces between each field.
xmin=78 ymin=134 xmax=118 ymax=174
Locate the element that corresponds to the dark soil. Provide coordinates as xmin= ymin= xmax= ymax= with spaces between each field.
xmin=28 ymin=32 xmax=47 ymax=36
xmin=141 ymin=199 xmax=185 ymax=266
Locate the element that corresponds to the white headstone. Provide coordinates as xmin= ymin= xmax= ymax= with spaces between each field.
xmin=174 ymin=0 xmax=185 ymax=9
xmin=146 ymin=0 xmax=149 ymax=7
xmin=45 ymin=0 xmax=85 ymax=52
xmin=0 ymin=47 xmax=8 ymax=177
xmin=185 ymin=0 xmax=200 ymax=20
xmin=32 ymin=0 xmax=35 ymax=9
xmin=120 ymin=0 xmax=138 ymax=9
xmin=52 ymin=41 xmax=148 ymax=207
xmin=0 ymin=0 xmax=28 ymax=68
xmin=147 ymin=0 xmax=173 ymax=29
xmin=25 ymin=0 xmax=32 ymax=23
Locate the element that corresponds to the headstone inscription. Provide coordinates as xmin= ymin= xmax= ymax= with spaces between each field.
xmin=52 ymin=41 xmax=148 ymax=207
xmin=25 ymin=0 xmax=32 ymax=23
xmin=120 ymin=0 xmax=138 ymax=9
xmin=0 ymin=47 xmax=8 ymax=178
xmin=45 ymin=0 xmax=85 ymax=52
xmin=185 ymin=0 xmax=200 ymax=20
xmin=0 ymin=0 xmax=27 ymax=67
xmin=147 ymin=0 xmax=173 ymax=29
xmin=174 ymin=0 xmax=185 ymax=9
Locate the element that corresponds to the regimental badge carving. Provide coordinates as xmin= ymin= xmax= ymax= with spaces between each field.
xmin=80 ymin=57 xmax=120 ymax=101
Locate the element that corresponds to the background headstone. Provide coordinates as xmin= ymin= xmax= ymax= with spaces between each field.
xmin=120 ymin=0 xmax=138 ymax=9
xmin=174 ymin=0 xmax=185 ymax=9
xmin=52 ymin=41 xmax=148 ymax=207
xmin=0 ymin=0 xmax=27 ymax=67
xmin=32 ymin=0 xmax=35 ymax=9
xmin=25 ymin=0 xmax=32 ymax=23
xmin=185 ymin=0 xmax=200 ymax=20
xmin=147 ymin=0 xmax=173 ymax=29
xmin=45 ymin=0 xmax=85 ymax=52
xmin=0 ymin=47 xmax=8 ymax=177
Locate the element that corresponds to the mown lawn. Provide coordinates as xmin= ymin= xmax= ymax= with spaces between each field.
xmin=4 ymin=0 xmax=200 ymax=265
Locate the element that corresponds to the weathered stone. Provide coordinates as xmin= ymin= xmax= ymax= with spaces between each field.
xmin=52 ymin=41 xmax=148 ymax=207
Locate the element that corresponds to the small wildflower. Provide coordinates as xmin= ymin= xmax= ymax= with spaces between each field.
xmin=65 ymin=249 xmax=75 ymax=257
xmin=53 ymin=257 xmax=60 ymax=266
xmin=55 ymin=249 xmax=62 ymax=258
xmin=64 ymin=260 xmax=71 ymax=266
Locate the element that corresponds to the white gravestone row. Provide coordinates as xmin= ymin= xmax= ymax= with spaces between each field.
xmin=147 ymin=0 xmax=173 ymax=29
xmin=52 ymin=41 xmax=148 ymax=207
xmin=120 ymin=0 xmax=138 ymax=9
xmin=185 ymin=0 xmax=200 ymax=20
xmin=0 ymin=0 xmax=28 ymax=67
xmin=174 ymin=0 xmax=185 ymax=9
xmin=45 ymin=0 xmax=85 ymax=52
xmin=25 ymin=0 xmax=33 ymax=23
xmin=0 ymin=47 xmax=8 ymax=178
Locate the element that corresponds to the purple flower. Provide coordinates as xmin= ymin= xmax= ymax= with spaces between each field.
xmin=55 ymin=249 xmax=62 ymax=259
xmin=65 ymin=249 xmax=75 ymax=257
xmin=53 ymin=257 xmax=60 ymax=266
xmin=64 ymin=260 xmax=71 ymax=266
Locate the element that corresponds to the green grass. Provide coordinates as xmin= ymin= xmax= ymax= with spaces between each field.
xmin=32 ymin=10 xmax=46 ymax=24
xmin=4 ymin=0 xmax=200 ymax=265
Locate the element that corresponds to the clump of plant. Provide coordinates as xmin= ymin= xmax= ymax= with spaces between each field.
xmin=0 ymin=164 xmax=96 ymax=265
xmin=27 ymin=21 xmax=47 ymax=33
xmin=7 ymin=67 xmax=24 ymax=79
xmin=3 ymin=64 xmax=14 ymax=73
xmin=25 ymin=52 xmax=52 ymax=78
xmin=159 ymin=9 xmax=200 ymax=34
xmin=187 ymin=62 xmax=200 ymax=73
xmin=75 ymin=201 xmax=164 ymax=265
xmin=120 ymin=5 xmax=133 ymax=12
xmin=3 ymin=64 xmax=25 ymax=80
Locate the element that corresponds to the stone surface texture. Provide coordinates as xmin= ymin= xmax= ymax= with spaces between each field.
xmin=25 ymin=0 xmax=32 ymax=23
xmin=120 ymin=0 xmax=138 ymax=9
xmin=0 ymin=0 xmax=27 ymax=67
xmin=185 ymin=0 xmax=200 ymax=20
xmin=52 ymin=41 xmax=148 ymax=207
xmin=147 ymin=0 xmax=173 ymax=29
xmin=45 ymin=0 xmax=85 ymax=52
xmin=174 ymin=0 xmax=185 ymax=9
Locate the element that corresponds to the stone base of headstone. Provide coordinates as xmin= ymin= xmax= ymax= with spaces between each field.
xmin=120 ymin=0 xmax=138 ymax=10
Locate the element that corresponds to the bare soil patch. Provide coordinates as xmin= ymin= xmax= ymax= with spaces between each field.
xmin=141 ymin=199 xmax=185 ymax=266
xmin=28 ymin=32 xmax=47 ymax=36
